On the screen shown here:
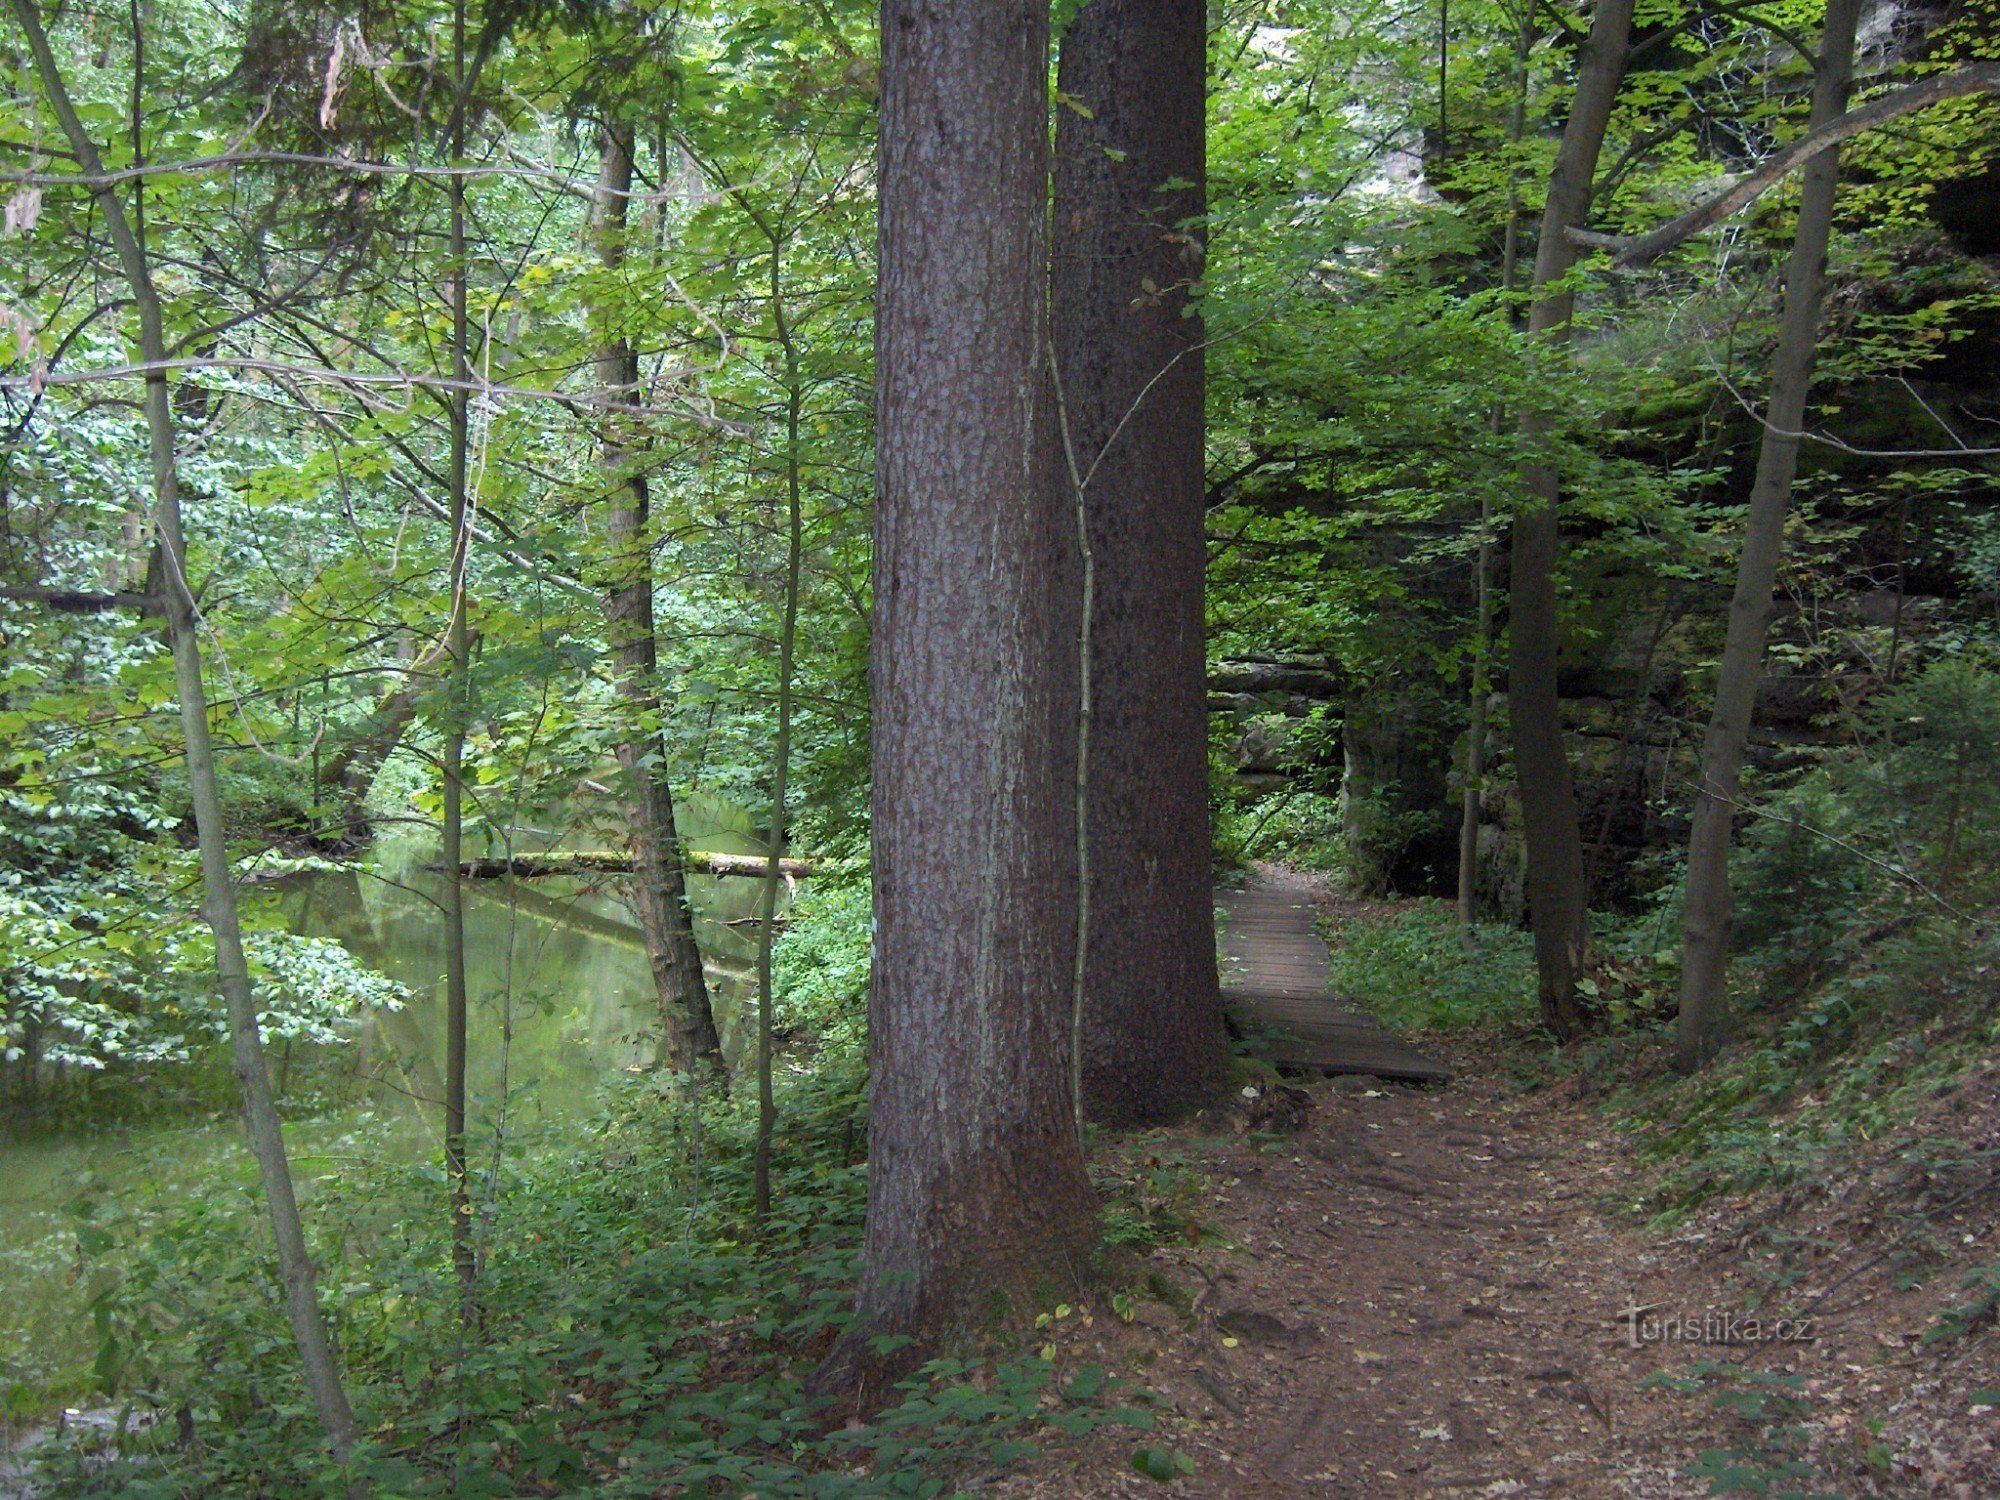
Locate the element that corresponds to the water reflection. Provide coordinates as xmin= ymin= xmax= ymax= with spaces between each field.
xmin=280 ymin=836 xmax=771 ymax=1135
xmin=0 ymin=798 xmax=780 ymax=1413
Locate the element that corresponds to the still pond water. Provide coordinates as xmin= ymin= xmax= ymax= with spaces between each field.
xmin=0 ymin=813 xmax=779 ymax=1417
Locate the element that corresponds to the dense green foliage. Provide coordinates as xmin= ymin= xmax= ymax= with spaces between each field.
xmin=4 ymin=0 xmax=2000 ymax=1490
xmin=40 ymin=1064 xmax=1168 ymax=1496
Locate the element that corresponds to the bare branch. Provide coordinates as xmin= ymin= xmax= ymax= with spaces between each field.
xmin=1716 ymin=372 xmax=2000 ymax=458
xmin=0 ymin=353 xmax=754 ymax=432
xmin=0 ymin=585 xmax=159 ymax=612
xmin=9 ymin=148 xmax=647 ymax=198
xmin=1570 ymin=61 xmax=2000 ymax=266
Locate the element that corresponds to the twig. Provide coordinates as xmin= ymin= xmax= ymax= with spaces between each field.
xmin=1714 ymin=372 xmax=2000 ymax=459
xmin=1682 ymin=776 xmax=1976 ymax=922
xmin=1568 ymin=61 xmax=2000 ymax=265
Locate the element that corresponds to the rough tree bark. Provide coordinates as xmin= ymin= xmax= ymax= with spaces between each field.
xmin=1507 ymin=0 xmax=1634 ymax=1040
xmin=1051 ymin=0 xmax=1227 ymax=1128
xmin=8 ymin=0 xmax=361 ymax=1460
xmin=822 ymin=0 xmax=1096 ymax=1402
xmin=1677 ymin=0 xmax=1860 ymax=1072
xmin=591 ymin=124 xmax=723 ymax=1075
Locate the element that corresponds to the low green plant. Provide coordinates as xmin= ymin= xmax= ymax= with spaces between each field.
xmin=28 ymin=1058 xmax=1160 ymax=1497
xmin=1130 ymin=1442 xmax=1195 ymax=1481
xmin=1094 ymin=1152 xmax=1206 ymax=1252
xmin=1320 ymin=901 xmax=1536 ymax=1032
xmin=1925 ymin=1259 xmax=2000 ymax=1346
xmin=1643 ymin=1364 xmax=1836 ymax=1499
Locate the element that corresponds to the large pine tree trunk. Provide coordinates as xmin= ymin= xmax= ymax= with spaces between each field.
xmin=592 ymin=125 xmax=723 ymax=1075
xmin=827 ymin=0 xmax=1096 ymax=1400
xmin=1052 ymin=0 xmax=1226 ymax=1127
xmin=1507 ymin=0 xmax=1634 ymax=1040
xmin=1677 ymin=0 xmax=1860 ymax=1072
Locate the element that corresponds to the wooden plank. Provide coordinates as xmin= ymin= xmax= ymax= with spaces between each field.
xmin=1216 ymin=877 xmax=1451 ymax=1084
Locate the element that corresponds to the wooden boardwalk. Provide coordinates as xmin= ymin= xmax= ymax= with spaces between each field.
xmin=1218 ymin=875 xmax=1451 ymax=1085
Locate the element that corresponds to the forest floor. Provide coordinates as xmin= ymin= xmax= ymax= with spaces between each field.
xmin=994 ymin=887 xmax=2000 ymax=1500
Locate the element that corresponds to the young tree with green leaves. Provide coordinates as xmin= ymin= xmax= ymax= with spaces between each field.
xmin=1676 ymin=0 xmax=1862 ymax=1072
xmin=5 ymin=0 xmax=362 ymax=1461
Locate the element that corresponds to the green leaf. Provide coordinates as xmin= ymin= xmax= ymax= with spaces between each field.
xmin=1061 ymin=1362 xmax=1105 ymax=1402
xmin=1131 ymin=1445 xmax=1188 ymax=1482
xmin=74 ymin=1225 xmax=113 ymax=1256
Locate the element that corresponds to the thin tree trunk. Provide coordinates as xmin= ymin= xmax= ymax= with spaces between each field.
xmin=1051 ymin=0 xmax=1226 ymax=1128
xmin=457 ymin=849 xmax=813 ymax=879
xmin=1676 ymin=0 xmax=1860 ymax=1072
xmin=441 ymin=0 xmax=476 ymax=1312
xmin=1507 ymin=0 xmax=1635 ymax=1040
xmin=1457 ymin=493 xmax=1495 ymax=941
xmin=820 ymin=0 xmax=1095 ymax=1404
xmin=1458 ymin=9 xmax=1532 ymax=944
xmin=752 ymin=229 xmax=802 ymax=1220
xmin=7 ymin=0 xmax=361 ymax=1460
xmin=1054 ymin=353 xmax=1098 ymax=1137
xmin=591 ymin=126 xmax=724 ymax=1075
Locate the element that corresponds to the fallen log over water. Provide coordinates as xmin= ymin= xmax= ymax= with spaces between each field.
xmin=456 ymin=850 xmax=814 ymax=880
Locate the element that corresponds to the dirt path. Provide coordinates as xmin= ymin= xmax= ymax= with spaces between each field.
xmin=994 ymin=888 xmax=2000 ymax=1497
xmin=1000 ymin=1056 xmax=1702 ymax=1497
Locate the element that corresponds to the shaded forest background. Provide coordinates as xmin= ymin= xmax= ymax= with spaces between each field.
xmin=3 ymin=0 xmax=2000 ymax=1492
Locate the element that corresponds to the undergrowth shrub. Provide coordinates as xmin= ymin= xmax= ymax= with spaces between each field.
xmin=1620 ymin=920 xmax=2000 ymax=1222
xmin=33 ymin=1058 xmax=1158 ymax=1498
xmin=772 ymin=876 xmax=871 ymax=1059
xmin=1733 ymin=656 xmax=2000 ymax=999
xmin=1321 ymin=901 xmax=1536 ymax=1031
xmin=1610 ymin=658 xmax=2000 ymax=1222
xmin=1211 ymin=789 xmax=1346 ymax=872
